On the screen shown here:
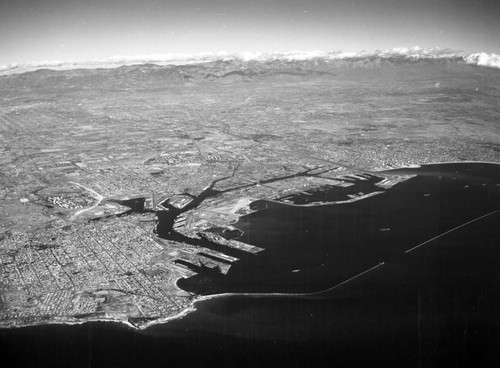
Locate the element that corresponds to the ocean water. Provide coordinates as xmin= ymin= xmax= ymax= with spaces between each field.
xmin=2 ymin=163 xmax=500 ymax=367
xmin=179 ymin=163 xmax=500 ymax=295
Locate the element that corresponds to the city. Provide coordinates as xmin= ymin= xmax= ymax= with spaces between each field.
xmin=1 ymin=59 xmax=499 ymax=329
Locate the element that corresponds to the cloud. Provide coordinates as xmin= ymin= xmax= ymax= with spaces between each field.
xmin=0 ymin=63 xmax=19 ymax=72
xmin=373 ymin=47 xmax=467 ymax=60
xmin=465 ymin=52 xmax=500 ymax=69
xmin=1 ymin=48 xmax=499 ymax=76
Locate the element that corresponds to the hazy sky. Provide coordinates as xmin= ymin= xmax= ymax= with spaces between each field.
xmin=1 ymin=0 xmax=499 ymax=65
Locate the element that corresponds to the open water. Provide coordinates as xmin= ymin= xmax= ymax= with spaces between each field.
xmin=1 ymin=163 xmax=499 ymax=367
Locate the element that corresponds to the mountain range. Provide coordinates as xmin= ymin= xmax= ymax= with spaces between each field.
xmin=1 ymin=49 xmax=499 ymax=92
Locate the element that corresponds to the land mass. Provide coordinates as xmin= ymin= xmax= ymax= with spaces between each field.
xmin=0 ymin=56 xmax=499 ymax=328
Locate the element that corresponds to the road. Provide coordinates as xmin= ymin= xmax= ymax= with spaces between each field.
xmin=69 ymin=182 xmax=104 ymax=220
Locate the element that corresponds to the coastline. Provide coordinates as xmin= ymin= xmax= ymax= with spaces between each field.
xmin=377 ymin=160 xmax=499 ymax=171
xmin=0 ymin=302 xmax=198 ymax=331
xmin=1 ymin=160 xmax=499 ymax=332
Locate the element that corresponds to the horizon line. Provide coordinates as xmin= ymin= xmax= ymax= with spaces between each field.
xmin=1 ymin=47 xmax=499 ymax=76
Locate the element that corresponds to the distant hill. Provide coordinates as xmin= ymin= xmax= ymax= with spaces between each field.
xmin=0 ymin=51 xmax=498 ymax=92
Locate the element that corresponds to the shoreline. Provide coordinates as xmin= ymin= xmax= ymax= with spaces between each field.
xmin=376 ymin=160 xmax=499 ymax=171
xmin=0 ymin=302 xmax=198 ymax=331
xmin=1 ymin=160 xmax=498 ymax=332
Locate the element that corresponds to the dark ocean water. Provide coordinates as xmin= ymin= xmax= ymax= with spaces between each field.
xmin=1 ymin=163 xmax=500 ymax=368
xmin=179 ymin=162 xmax=500 ymax=295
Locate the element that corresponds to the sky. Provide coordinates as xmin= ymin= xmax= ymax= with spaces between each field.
xmin=1 ymin=0 xmax=499 ymax=66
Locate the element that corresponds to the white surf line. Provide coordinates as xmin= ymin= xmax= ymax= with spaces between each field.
xmin=375 ymin=160 xmax=500 ymax=174
xmin=404 ymin=160 xmax=499 ymax=166
xmin=377 ymin=160 xmax=500 ymax=172
xmin=405 ymin=210 xmax=499 ymax=254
